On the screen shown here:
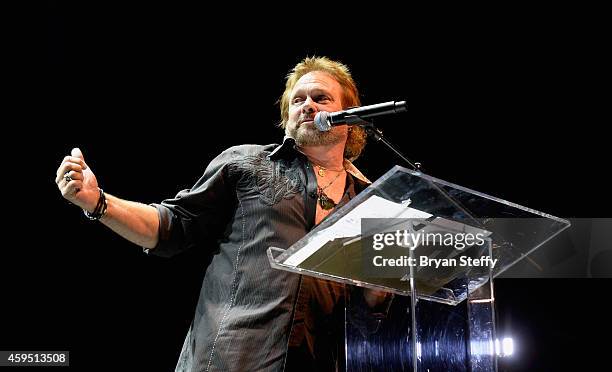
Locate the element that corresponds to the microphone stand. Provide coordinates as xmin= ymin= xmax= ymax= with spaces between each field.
xmin=358 ymin=120 xmax=422 ymax=171
xmin=357 ymin=119 xmax=483 ymax=227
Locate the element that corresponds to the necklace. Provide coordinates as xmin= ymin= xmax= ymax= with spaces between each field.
xmin=313 ymin=164 xmax=344 ymax=177
xmin=317 ymin=170 xmax=345 ymax=210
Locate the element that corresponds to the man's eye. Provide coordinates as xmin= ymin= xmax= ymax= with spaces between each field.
xmin=317 ymin=96 xmax=330 ymax=102
xmin=292 ymin=97 xmax=304 ymax=104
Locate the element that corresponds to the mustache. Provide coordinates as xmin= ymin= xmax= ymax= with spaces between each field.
xmin=299 ymin=115 xmax=316 ymax=123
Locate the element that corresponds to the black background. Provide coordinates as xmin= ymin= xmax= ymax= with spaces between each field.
xmin=2 ymin=2 xmax=609 ymax=371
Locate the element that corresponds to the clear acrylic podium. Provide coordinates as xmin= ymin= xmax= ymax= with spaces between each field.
xmin=268 ymin=166 xmax=570 ymax=371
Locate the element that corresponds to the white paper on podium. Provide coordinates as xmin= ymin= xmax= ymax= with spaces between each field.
xmin=283 ymin=195 xmax=433 ymax=267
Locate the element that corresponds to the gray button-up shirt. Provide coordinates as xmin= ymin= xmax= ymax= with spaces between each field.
xmin=147 ymin=137 xmax=370 ymax=371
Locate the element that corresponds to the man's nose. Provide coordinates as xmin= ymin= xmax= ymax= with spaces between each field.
xmin=302 ymin=97 xmax=317 ymax=114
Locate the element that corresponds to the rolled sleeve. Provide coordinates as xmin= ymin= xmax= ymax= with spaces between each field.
xmin=144 ymin=148 xmax=241 ymax=258
xmin=143 ymin=203 xmax=179 ymax=257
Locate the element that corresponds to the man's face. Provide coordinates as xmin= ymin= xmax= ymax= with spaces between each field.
xmin=285 ymin=71 xmax=348 ymax=147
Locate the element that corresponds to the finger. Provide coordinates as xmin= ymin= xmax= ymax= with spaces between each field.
xmin=55 ymin=163 xmax=83 ymax=183
xmin=61 ymin=180 xmax=83 ymax=198
xmin=61 ymin=156 xmax=86 ymax=169
xmin=63 ymin=170 xmax=84 ymax=182
xmin=57 ymin=157 xmax=86 ymax=178
xmin=70 ymin=148 xmax=88 ymax=169
xmin=57 ymin=174 xmax=72 ymax=187
xmin=71 ymin=147 xmax=83 ymax=159
xmin=63 ymin=155 xmax=85 ymax=166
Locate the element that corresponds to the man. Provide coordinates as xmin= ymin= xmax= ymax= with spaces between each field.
xmin=56 ymin=56 xmax=386 ymax=371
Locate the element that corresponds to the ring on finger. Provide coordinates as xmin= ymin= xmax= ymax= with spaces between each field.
xmin=64 ymin=172 xmax=73 ymax=183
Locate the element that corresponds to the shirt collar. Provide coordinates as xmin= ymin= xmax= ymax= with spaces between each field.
xmin=268 ymin=136 xmax=371 ymax=185
xmin=268 ymin=136 xmax=297 ymax=160
xmin=343 ymin=158 xmax=371 ymax=184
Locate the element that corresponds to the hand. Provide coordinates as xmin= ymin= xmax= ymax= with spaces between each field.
xmin=55 ymin=148 xmax=100 ymax=212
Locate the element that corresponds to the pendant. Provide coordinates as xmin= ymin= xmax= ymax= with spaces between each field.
xmin=318 ymin=190 xmax=336 ymax=210
xmin=317 ymin=167 xmax=325 ymax=176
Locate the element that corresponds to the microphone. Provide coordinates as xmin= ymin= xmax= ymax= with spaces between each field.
xmin=314 ymin=101 xmax=407 ymax=131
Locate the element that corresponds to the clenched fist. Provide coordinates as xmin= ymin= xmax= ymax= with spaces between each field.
xmin=55 ymin=148 xmax=100 ymax=212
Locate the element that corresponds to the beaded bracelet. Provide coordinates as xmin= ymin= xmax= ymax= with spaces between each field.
xmin=83 ymin=188 xmax=107 ymax=221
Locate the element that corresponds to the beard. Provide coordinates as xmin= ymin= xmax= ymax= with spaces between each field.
xmin=285 ymin=120 xmax=345 ymax=147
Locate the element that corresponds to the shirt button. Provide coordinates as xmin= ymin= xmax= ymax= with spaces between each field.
xmin=309 ymin=191 xmax=317 ymax=198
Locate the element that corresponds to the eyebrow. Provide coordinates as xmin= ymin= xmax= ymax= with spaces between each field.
xmin=291 ymin=87 xmax=333 ymax=98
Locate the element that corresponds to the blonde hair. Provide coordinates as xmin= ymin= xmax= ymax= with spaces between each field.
xmin=279 ymin=56 xmax=367 ymax=160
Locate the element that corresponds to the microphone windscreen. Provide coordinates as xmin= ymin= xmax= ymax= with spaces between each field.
xmin=314 ymin=111 xmax=331 ymax=132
